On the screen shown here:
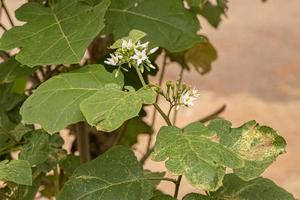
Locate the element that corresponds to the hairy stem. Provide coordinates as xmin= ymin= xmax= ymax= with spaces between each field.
xmin=143 ymin=54 xmax=168 ymax=162
xmin=135 ymin=66 xmax=172 ymax=126
xmin=172 ymin=67 xmax=184 ymax=125
xmin=76 ymin=122 xmax=90 ymax=163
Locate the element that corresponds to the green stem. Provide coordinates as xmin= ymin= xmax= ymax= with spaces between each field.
xmin=144 ymin=54 xmax=168 ymax=160
xmin=172 ymin=66 xmax=185 ymax=198
xmin=54 ymin=164 xmax=60 ymax=195
xmin=172 ymin=67 xmax=184 ymax=125
xmin=173 ymin=175 xmax=182 ymax=198
xmin=135 ymin=66 xmax=172 ymax=126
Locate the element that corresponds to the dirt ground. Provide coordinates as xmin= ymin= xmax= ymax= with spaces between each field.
xmin=2 ymin=0 xmax=300 ymax=199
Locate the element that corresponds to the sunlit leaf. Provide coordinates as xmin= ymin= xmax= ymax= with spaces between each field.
xmin=152 ymin=120 xmax=286 ymax=191
xmin=20 ymin=65 xmax=123 ymax=133
xmin=0 ymin=160 xmax=32 ymax=185
xmin=80 ymin=85 xmax=155 ymax=132
xmin=208 ymin=119 xmax=287 ymax=180
xmin=0 ymin=0 xmax=110 ymax=67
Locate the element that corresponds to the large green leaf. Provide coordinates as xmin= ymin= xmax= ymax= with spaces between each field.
xmin=0 ymin=57 xmax=34 ymax=83
xmin=19 ymin=130 xmax=64 ymax=166
xmin=80 ymin=85 xmax=156 ymax=132
xmin=0 ymin=160 xmax=32 ymax=185
xmin=184 ymin=174 xmax=296 ymax=200
xmin=151 ymin=122 xmax=243 ymax=191
xmin=152 ymin=120 xmax=286 ymax=191
xmin=0 ymin=0 xmax=110 ymax=67
xmin=208 ymin=119 xmax=286 ymax=180
xmin=20 ymin=65 xmax=123 ymax=133
xmin=105 ymin=0 xmax=202 ymax=52
xmin=58 ymin=146 xmax=158 ymax=200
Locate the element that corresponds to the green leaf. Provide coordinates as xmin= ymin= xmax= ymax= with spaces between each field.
xmin=80 ymin=85 xmax=155 ymax=132
xmin=118 ymin=117 xmax=152 ymax=146
xmin=11 ymin=175 xmax=42 ymax=200
xmin=151 ymin=190 xmax=176 ymax=200
xmin=151 ymin=122 xmax=244 ymax=191
xmin=19 ymin=130 xmax=64 ymax=166
xmin=58 ymin=146 xmax=157 ymax=200
xmin=106 ymin=0 xmax=202 ymax=52
xmin=59 ymin=155 xmax=81 ymax=177
xmin=0 ymin=57 xmax=34 ymax=83
xmin=197 ymin=1 xmax=228 ymax=28
xmin=20 ymin=65 xmax=123 ymax=133
xmin=208 ymin=119 xmax=287 ymax=180
xmin=183 ymin=193 xmax=210 ymax=200
xmin=110 ymin=29 xmax=147 ymax=49
xmin=0 ymin=0 xmax=110 ymax=67
xmin=185 ymin=38 xmax=217 ymax=75
xmin=0 ymin=160 xmax=32 ymax=185
xmin=186 ymin=0 xmax=208 ymax=8
xmin=207 ymin=174 xmax=295 ymax=200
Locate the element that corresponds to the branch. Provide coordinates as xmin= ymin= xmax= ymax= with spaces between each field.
xmin=1 ymin=0 xmax=14 ymax=27
xmin=199 ymin=104 xmax=226 ymax=123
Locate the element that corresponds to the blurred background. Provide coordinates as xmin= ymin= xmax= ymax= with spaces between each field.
xmin=1 ymin=0 xmax=300 ymax=199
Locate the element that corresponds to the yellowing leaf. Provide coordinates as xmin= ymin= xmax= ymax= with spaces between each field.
xmin=185 ymin=39 xmax=217 ymax=75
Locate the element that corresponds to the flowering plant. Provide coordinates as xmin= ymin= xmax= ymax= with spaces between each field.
xmin=0 ymin=0 xmax=295 ymax=199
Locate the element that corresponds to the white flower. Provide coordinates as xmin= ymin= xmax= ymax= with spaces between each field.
xmin=131 ymin=49 xmax=148 ymax=65
xmin=122 ymin=39 xmax=133 ymax=50
xmin=104 ymin=53 xmax=121 ymax=66
xmin=178 ymin=88 xmax=199 ymax=108
xmin=181 ymin=92 xmax=197 ymax=107
xmin=190 ymin=88 xmax=200 ymax=98
xmin=149 ymin=47 xmax=159 ymax=54
xmin=137 ymin=41 xmax=149 ymax=49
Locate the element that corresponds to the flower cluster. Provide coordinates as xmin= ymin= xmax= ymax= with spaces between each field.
xmin=105 ymin=39 xmax=159 ymax=75
xmin=154 ymin=80 xmax=200 ymax=109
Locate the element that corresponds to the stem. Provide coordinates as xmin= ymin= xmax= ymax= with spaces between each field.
xmin=144 ymin=54 xmax=167 ymax=159
xmin=54 ymin=164 xmax=60 ymax=195
xmin=1 ymin=0 xmax=14 ymax=27
xmin=135 ymin=66 xmax=172 ymax=126
xmin=172 ymin=67 xmax=184 ymax=125
xmin=173 ymin=175 xmax=182 ymax=198
xmin=76 ymin=122 xmax=90 ymax=163
xmin=199 ymin=104 xmax=226 ymax=123
xmin=0 ymin=23 xmax=7 ymax=31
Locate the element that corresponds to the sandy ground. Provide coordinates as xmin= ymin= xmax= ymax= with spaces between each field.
xmin=1 ymin=0 xmax=300 ymax=199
